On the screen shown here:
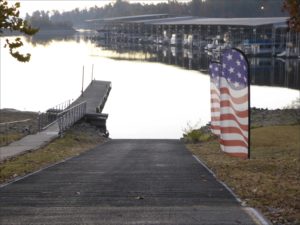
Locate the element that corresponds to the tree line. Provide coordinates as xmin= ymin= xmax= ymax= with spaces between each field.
xmin=27 ymin=0 xmax=287 ymax=28
xmin=25 ymin=10 xmax=73 ymax=30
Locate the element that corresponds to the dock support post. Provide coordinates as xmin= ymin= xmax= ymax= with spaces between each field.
xmin=81 ymin=66 xmax=85 ymax=95
xmin=91 ymin=64 xmax=94 ymax=82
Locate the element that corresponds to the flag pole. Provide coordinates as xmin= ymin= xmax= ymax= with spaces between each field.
xmin=232 ymin=48 xmax=251 ymax=160
xmin=247 ymin=55 xmax=251 ymax=160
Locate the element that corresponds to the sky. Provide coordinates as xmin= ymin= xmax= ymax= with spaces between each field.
xmin=8 ymin=0 xmax=188 ymax=17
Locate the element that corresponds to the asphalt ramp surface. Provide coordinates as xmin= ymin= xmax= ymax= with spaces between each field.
xmin=0 ymin=139 xmax=257 ymax=225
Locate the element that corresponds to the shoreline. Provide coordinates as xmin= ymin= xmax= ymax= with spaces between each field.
xmin=251 ymin=107 xmax=300 ymax=127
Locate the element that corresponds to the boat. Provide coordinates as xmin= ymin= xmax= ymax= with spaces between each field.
xmin=170 ymin=34 xmax=182 ymax=46
xmin=204 ymin=35 xmax=231 ymax=52
xmin=276 ymin=42 xmax=300 ymax=58
xmin=237 ymin=39 xmax=283 ymax=56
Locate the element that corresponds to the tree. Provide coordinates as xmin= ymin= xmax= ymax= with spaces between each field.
xmin=0 ymin=0 xmax=38 ymax=62
xmin=283 ymin=0 xmax=300 ymax=32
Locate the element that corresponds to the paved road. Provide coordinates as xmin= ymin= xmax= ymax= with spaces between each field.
xmin=0 ymin=140 xmax=258 ymax=225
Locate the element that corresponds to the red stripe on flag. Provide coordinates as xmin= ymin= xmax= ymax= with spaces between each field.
xmin=211 ymin=125 xmax=220 ymax=130
xmin=211 ymin=98 xmax=220 ymax=104
xmin=220 ymin=127 xmax=248 ymax=143
xmin=220 ymin=139 xmax=248 ymax=148
xmin=211 ymin=108 xmax=220 ymax=112
xmin=210 ymin=90 xmax=220 ymax=96
xmin=220 ymin=101 xmax=248 ymax=118
xmin=220 ymin=87 xmax=248 ymax=104
xmin=220 ymin=114 xmax=248 ymax=131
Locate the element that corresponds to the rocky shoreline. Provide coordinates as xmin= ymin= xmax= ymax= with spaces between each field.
xmin=251 ymin=107 xmax=300 ymax=127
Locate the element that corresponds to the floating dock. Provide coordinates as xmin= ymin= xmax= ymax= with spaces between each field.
xmin=71 ymin=80 xmax=112 ymax=133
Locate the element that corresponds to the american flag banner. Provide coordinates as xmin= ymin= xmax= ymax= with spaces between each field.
xmin=219 ymin=48 xmax=250 ymax=159
xmin=209 ymin=62 xmax=222 ymax=136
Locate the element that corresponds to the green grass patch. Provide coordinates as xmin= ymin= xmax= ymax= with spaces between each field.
xmin=182 ymin=123 xmax=216 ymax=143
xmin=0 ymin=123 xmax=107 ymax=184
xmin=187 ymin=125 xmax=300 ymax=225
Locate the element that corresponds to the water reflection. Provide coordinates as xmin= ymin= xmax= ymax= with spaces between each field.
xmin=93 ymin=41 xmax=300 ymax=90
xmin=25 ymin=30 xmax=97 ymax=46
xmin=0 ymin=36 xmax=299 ymax=138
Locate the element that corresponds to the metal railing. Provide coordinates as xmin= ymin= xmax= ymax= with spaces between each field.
xmin=57 ymin=101 xmax=87 ymax=134
xmin=38 ymin=99 xmax=73 ymax=131
xmin=0 ymin=100 xmax=85 ymax=146
xmin=48 ymin=99 xmax=73 ymax=112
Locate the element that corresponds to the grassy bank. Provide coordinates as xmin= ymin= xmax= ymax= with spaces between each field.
xmin=0 ymin=109 xmax=38 ymax=123
xmin=187 ymin=125 xmax=300 ymax=225
xmin=0 ymin=109 xmax=39 ymax=146
xmin=0 ymin=122 xmax=107 ymax=184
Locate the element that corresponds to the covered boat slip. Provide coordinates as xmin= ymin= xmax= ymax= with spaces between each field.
xmin=90 ymin=15 xmax=299 ymax=57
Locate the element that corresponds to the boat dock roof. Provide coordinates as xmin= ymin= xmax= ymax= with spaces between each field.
xmin=142 ymin=17 xmax=288 ymax=27
xmin=132 ymin=16 xmax=197 ymax=24
xmin=86 ymin=14 xmax=169 ymax=23
xmin=88 ymin=15 xmax=288 ymax=27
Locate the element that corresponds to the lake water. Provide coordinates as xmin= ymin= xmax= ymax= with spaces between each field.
xmin=0 ymin=35 xmax=299 ymax=138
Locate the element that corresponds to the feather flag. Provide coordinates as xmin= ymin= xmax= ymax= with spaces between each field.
xmin=219 ymin=48 xmax=250 ymax=159
xmin=209 ymin=48 xmax=250 ymax=159
xmin=209 ymin=62 xmax=222 ymax=136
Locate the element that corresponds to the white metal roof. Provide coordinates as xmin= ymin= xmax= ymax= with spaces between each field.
xmin=86 ymin=14 xmax=169 ymax=23
xmin=151 ymin=17 xmax=288 ymax=26
xmin=133 ymin=16 xmax=197 ymax=24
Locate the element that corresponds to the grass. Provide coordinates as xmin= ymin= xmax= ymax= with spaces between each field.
xmin=0 ymin=123 xmax=107 ymax=184
xmin=0 ymin=110 xmax=39 ymax=146
xmin=182 ymin=122 xmax=214 ymax=143
xmin=0 ymin=110 xmax=38 ymax=123
xmin=0 ymin=133 xmax=25 ymax=146
xmin=187 ymin=125 xmax=300 ymax=225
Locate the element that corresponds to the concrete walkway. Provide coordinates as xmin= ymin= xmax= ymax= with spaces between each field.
xmin=0 ymin=140 xmax=264 ymax=224
xmin=0 ymin=122 xmax=59 ymax=161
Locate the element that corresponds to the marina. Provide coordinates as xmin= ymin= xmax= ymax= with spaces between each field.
xmin=88 ymin=15 xmax=300 ymax=58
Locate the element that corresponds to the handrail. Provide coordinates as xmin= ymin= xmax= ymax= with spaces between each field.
xmin=38 ymin=99 xmax=74 ymax=131
xmin=48 ymin=99 xmax=73 ymax=112
xmin=57 ymin=101 xmax=87 ymax=134
xmin=57 ymin=101 xmax=86 ymax=117
xmin=0 ymin=119 xmax=32 ymax=126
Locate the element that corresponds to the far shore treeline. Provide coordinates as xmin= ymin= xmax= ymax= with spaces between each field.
xmin=25 ymin=0 xmax=287 ymax=29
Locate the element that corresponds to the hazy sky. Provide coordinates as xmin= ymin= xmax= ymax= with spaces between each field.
xmin=9 ymin=0 xmax=184 ymax=16
xmin=11 ymin=1 xmax=112 ymax=16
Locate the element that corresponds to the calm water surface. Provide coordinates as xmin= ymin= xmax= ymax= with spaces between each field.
xmin=0 ymin=36 xmax=299 ymax=138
